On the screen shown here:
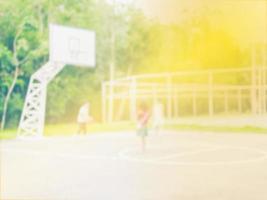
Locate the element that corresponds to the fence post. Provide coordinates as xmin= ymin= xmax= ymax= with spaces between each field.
xmin=102 ymin=82 xmax=106 ymax=123
xmin=251 ymin=47 xmax=258 ymax=115
xmin=129 ymin=77 xmax=137 ymax=121
xmin=264 ymin=67 xmax=267 ymax=114
xmin=192 ymin=87 xmax=197 ymax=117
xmin=108 ymin=82 xmax=114 ymax=123
xmin=238 ymin=89 xmax=242 ymax=113
xmin=224 ymin=90 xmax=229 ymax=114
xmin=174 ymin=87 xmax=179 ymax=119
xmin=166 ymin=74 xmax=172 ymax=120
xmin=208 ymin=71 xmax=214 ymax=117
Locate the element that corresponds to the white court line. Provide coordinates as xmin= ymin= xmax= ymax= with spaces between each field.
xmin=118 ymin=145 xmax=267 ymax=166
xmin=153 ymin=147 xmax=223 ymax=161
xmin=2 ymin=144 xmax=267 ymax=166
xmin=0 ymin=148 xmax=119 ymax=161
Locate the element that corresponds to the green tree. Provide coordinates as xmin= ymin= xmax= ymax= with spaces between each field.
xmin=0 ymin=0 xmax=49 ymax=129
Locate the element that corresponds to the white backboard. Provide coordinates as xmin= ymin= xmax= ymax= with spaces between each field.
xmin=49 ymin=24 xmax=96 ymax=67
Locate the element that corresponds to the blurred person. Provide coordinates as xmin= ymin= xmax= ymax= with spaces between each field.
xmin=77 ymin=102 xmax=92 ymax=134
xmin=136 ymin=102 xmax=150 ymax=153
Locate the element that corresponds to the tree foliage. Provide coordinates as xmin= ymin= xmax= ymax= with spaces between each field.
xmin=0 ymin=0 xmax=256 ymax=128
xmin=0 ymin=0 xmax=155 ymax=127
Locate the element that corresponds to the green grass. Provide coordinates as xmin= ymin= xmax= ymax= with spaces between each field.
xmin=0 ymin=122 xmax=135 ymax=139
xmin=1 ymin=122 xmax=267 ymax=140
xmin=44 ymin=122 xmax=135 ymax=136
xmin=0 ymin=129 xmax=17 ymax=139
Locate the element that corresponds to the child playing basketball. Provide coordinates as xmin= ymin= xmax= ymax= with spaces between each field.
xmin=77 ymin=102 xmax=92 ymax=134
xmin=136 ymin=103 xmax=150 ymax=153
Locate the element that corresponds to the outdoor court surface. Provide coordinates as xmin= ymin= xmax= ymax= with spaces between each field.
xmin=1 ymin=130 xmax=267 ymax=200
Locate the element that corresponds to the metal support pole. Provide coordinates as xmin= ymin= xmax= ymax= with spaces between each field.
xmin=264 ymin=68 xmax=267 ymax=114
xmin=262 ymin=46 xmax=266 ymax=114
xmin=208 ymin=71 xmax=214 ymax=117
xmin=174 ymin=87 xmax=178 ymax=118
xmin=130 ymin=78 xmax=137 ymax=121
xmin=238 ymin=89 xmax=242 ymax=113
xmin=251 ymin=46 xmax=257 ymax=115
xmin=18 ymin=62 xmax=65 ymax=137
xmin=102 ymin=82 xmax=106 ymax=123
xmin=224 ymin=90 xmax=229 ymax=114
xmin=263 ymin=3 xmax=267 ymax=114
xmin=108 ymin=82 xmax=114 ymax=123
xmin=152 ymin=85 xmax=157 ymax=108
xmin=167 ymin=75 xmax=172 ymax=120
xmin=192 ymin=88 xmax=197 ymax=117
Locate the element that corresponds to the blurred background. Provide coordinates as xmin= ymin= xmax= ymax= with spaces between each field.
xmin=0 ymin=0 xmax=266 ymax=131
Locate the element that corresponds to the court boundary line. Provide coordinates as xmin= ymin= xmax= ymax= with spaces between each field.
xmin=2 ymin=136 xmax=267 ymax=166
xmin=118 ymin=144 xmax=267 ymax=166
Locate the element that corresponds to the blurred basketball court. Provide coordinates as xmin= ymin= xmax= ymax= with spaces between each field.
xmin=1 ymin=1 xmax=266 ymax=199
xmin=1 ymin=130 xmax=267 ymax=200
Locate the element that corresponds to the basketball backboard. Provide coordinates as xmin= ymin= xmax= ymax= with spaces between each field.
xmin=49 ymin=24 xmax=96 ymax=67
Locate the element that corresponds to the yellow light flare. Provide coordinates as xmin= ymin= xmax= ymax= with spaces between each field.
xmin=134 ymin=0 xmax=267 ymax=72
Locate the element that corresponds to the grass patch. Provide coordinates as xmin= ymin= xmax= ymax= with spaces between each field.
xmin=2 ymin=122 xmax=267 ymax=140
xmin=44 ymin=122 xmax=135 ymax=136
xmin=1 ymin=122 xmax=135 ymax=139
xmin=0 ymin=129 xmax=17 ymax=140
xmin=165 ymin=124 xmax=267 ymax=134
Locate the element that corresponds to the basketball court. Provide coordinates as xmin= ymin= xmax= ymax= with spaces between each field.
xmin=1 ymin=130 xmax=267 ymax=200
xmin=4 ymin=13 xmax=267 ymax=200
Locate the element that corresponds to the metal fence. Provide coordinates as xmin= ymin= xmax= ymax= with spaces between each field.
xmin=102 ymin=66 xmax=267 ymax=123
